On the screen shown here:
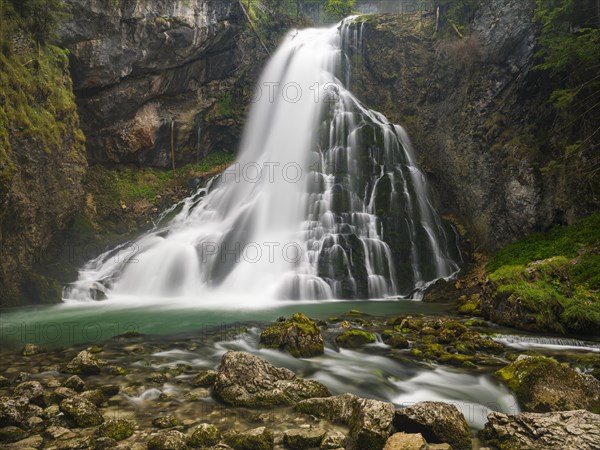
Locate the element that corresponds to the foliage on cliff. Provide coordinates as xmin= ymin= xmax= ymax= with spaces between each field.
xmin=485 ymin=214 xmax=600 ymax=334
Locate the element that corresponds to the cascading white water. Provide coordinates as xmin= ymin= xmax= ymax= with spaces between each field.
xmin=66 ymin=17 xmax=459 ymax=304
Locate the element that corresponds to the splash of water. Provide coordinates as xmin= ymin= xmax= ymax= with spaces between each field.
xmin=66 ymin=18 xmax=459 ymax=304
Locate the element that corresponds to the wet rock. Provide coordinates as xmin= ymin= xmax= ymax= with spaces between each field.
xmin=0 ymin=376 xmax=10 ymax=388
xmin=21 ymin=344 xmax=43 ymax=357
xmin=260 ymin=313 xmax=324 ymax=358
xmin=50 ymin=386 xmax=77 ymax=404
xmin=147 ymin=373 xmax=168 ymax=384
xmin=148 ymin=430 xmax=188 ymax=450
xmin=14 ymin=373 xmax=30 ymax=384
xmin=383 ymin=432 xmax=428 ymax=450
xmin=97 ymin=419 xmax=135 ymax=441
xmin=189 ymin=423 xmax=221 ymax=447
xmin=320 ymin=430 xmax=346 ymax=449
xmin=335 ymin=329 xmax=376 ymax=349
xmin=191 ymin=370 xmax=218 ymax=388
xmin=0 ymin=396 xmax=29 ymax=427
xmin=79 ymin=389 xmax=105 ymax=407
xmin=294 ymin=394 xmax=359 ymax=424
xmin=283 ymin=428 xmax=326 ymax=449
xmin=42 ymin=405 xmax=60 ymax=420
xmin=45 ymin=426 xmax=75 ymax=440
xmin=480 ymin=410 xmax=600 ymax=450
xmin=383 ymin=333 xmax=409 ymax=349
xmin=63 ymin=351 xmax=101 ymax=375
xmin=59 ymin=397 xmax=104 ymax=427
xmin=14 ymin=381 xmax=45 ymax=406
xmin=213 ymin=351 xmax=330 ymax=407
xmin=496 ymin=355 xmax=600 ymax=413
xmin=99 ymin=385 xmax=120 ymax=397
xmin=63 ymin=376 xmax=86 ymax=393
xmin=93 ymin=436 xmax=118 ymax=450
xmin=0 ymin=425 xmax=28 ymax=443
xmin=184 ymin=388 xmax=210 ymax=401
xmin=4 ymin=434 xmax=44 ymax=449
xmin=152 ymin=416 xmax=179 ymax=429
xmin=225 ymin=427 xmax=273 ymax=450
xmin=349 ymin=398 xmax=395 ymax=449
xmin=393 ymin=401 xmax=472 ymax=450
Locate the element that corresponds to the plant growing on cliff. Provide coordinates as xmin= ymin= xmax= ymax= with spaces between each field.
xmin=9 ymin=0 xmax=67 ymax=44
xmin=324 ymin=0 xmax=355 ymax=19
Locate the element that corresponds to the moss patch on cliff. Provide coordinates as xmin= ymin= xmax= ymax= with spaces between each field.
xmin=484 ymin=214 xmax=600 ymax=334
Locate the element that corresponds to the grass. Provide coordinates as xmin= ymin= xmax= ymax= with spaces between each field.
xmin=486 ymin=215 xmax=600 ymax=334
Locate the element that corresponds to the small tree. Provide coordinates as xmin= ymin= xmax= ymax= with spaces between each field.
xmin=325 ymin=0 xmax=355 ymax=20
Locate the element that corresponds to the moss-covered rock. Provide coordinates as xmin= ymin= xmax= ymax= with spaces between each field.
xmin=152 ymin=415 xmax=179 ymax=429
xmin=97 ymin=419 xmax=135 ymax=441
xmin=63 ymin=376 xmax=86 ymax=393
xmin=188 ymin=423 xmax=221 ymax=448
xmin=63 ymin=351 xmax=101 ymax=375
xmin=259 ymin=313 xmax=324 ymax=358
xmin=191 ymin=370 xmax=217 ymax=388
xmin=148 ymin=430 xmax=188 ymax=450
xmin=59 ymin=397 xmax=104 ymax=427
xmin=496 ymin=355 xmax=600 ymax=413
xmin=335 ymin=329 xmax=376 ymax=348
xmin=383 ymin=333 xmax=409 ymax=349
xmin=225 ymin=426 xmax=273 ymax=450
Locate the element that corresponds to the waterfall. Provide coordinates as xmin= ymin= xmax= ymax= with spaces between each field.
xmin=66 ymin=18 xmax=459 ymax=304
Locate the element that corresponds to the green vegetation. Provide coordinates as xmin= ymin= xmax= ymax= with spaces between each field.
xmin=324 ymin=0 xmax=356 ymax=20
xmin=7 ymin=0 xmax=67 ymax=44
xmin=486 ymin=215 xmax=599 ymax=334
xmin=533 ymin=0 xmax=600 ymax=179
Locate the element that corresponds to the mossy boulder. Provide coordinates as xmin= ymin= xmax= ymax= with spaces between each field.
xmin=63 ymin=376 xmax=86 ymax=393
xmin=383 ymin=333 xmax=409 ymax=349
xmin=21 ymin=344 xmax=43 ymax=357
xmin=393 ymin=401 xmax=472 ymax=449
xmin=97 ymin=419 xmax=135 ymax=441
xmin=152 ymin=415 xmax=179 ymax=429
xmin=148 ymin=430 xmax=188 ymax=450
xmin=59 ymin=397 xmax=103 ymax=427
xmin=225 ymin=426 xmax=273 ymax=450
xmin=496 ymin=355 xmax=600 ymax=413
xmin=188 ymin=423 xmax=221 ymax=448
xmin=260 ymin=313 xmax=324 ymax=358
xmin=335 ymin=329 xmax=376 ymax=348
xmin=191 ymin=370 xmax=217 ymax=388
xmin=213 ymin=351 xmax=330 ymax=407
xmin=282 ymin=428 xmax=326 ymax=449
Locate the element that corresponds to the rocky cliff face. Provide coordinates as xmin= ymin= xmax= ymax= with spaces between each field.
xmin=59 ymin=0 xmax=264 ymax=167
xmin=348 ymin=0 xmax=597 ymax=251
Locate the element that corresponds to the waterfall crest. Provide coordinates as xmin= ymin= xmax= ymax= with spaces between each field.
xmin=66 ymin=18 xmax=459 ymax=304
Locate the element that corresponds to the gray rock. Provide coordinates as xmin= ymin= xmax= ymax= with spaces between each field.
xmin=148 ymin=430 xmax=188 ymax=450
xmin=225 ymin=427 xmax=273 ymax=450
xmin=78 ymin=389 xmax=104 ymax=407
xmin=294 ymin=394 xmax=359 ymax=424
xmin=189 ymin=423 xmax=221 ymax=447
xmin=283 ymin=428 xmax=326 ymax=449
xmin=393 ymin=402 xmax=472 ymax=450
xmin=21 ymin=344 xmax=43 ymax=357
xmin=59 ymin=397 xmax=104 ymax=427
xmin=480 ymin=410 xmax=600 ymax=450
xmin=14 ymin=381 xmax=45 ymax=406
xmin=349 ymin=398 xmax=395 ymax=450
xmin=213 ymin=351 xmax=330 ymax=407
xmin=383 ymin=433 xmax=428 ymax=450
xmin=63 ymin=351 xmax=101 ymax=375
xmin=191 ymin=370 xmax=218 ymax=388
xmin=0 ymin=396 xmax=29 ymax=427
xmin=320 ymin=430 xmax=346 ymax=449
xmin=63 ymin=376 xmax=86 ymax=393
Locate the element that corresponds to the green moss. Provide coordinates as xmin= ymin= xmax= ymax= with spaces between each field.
xmin=335 ymin=329 xmax=376 ymax=348
xmin=259 ymin=313 xmax=324 ymax=357
xmin=496 ymin=356 xmax=556 ymax=392
xmin=97 ymin=419 xmax=134 ymax=441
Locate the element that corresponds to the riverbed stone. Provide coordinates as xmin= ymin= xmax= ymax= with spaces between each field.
xmin=283 ymin=428 xmax=326 ymax=449
xmin=148 ymin=430 xmax=188 ymax=450
xmin=189 ymin=423 xmax=221 ymax=447
xmin=260 ymin=313 xmax=324 ymax=358
xmin=79 ymin=389 xmax=105 ymax=407
xmin=496 ymin=355 xmax=600 ymax=413
xmin=63 ymin=351 xmax=101 ymax=375
xmin=0 ymin=425 xmax=28 ymax=443
xmin=213 ymin=351 xmax=330 ymax=407
xmin=320 ymin=430 xmax=346 ymax=449
xmin=294 ymin=393 xmax=359 ymax=424
xmin=14 ymin=381 xmax=45 ymax=406
xmin=97 ymin=419 xmax=135 ymax=441
xmin=0 ymin=396 xmax=29 ymax=427
xmin=226 ymin=427 xmax=273 ymax=450
xmin=4 ymin=434 xmax=43 ymax=449
xmin=349 ymin=398 xmax=395 ymax=449
xmin=191 ymin=369 xmax=218 ymax=388
xmin=383 ymin=432 xmax=428 ymax=450
xmin=393 ymin=402 xmax=472 ymax=450
xmin=21 ymin=344 xmax=43 ymax=357
xmin=335 ymin=329 xmax=376 ymax=348
xmin=63 ymin=375 xmax=86 ymax=392
xmin=479 ymin=410 xmax=600 ymax=450
xmin=152 ymin=415 xmax=179 ymax=429
xmin=0 ymin=376 xmax=10 ymax=388
xmin=59 ymin=397 xmax=104 ymax=427
xmin=383 ymin=333 xmax=409 ymax=349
